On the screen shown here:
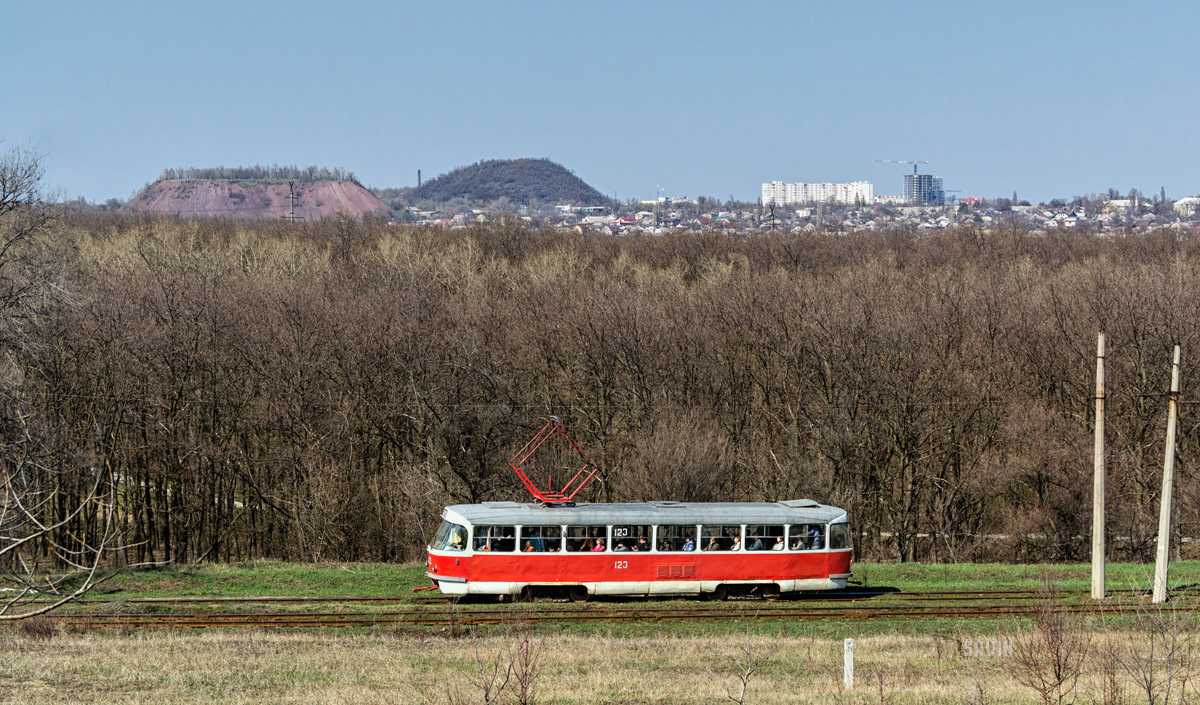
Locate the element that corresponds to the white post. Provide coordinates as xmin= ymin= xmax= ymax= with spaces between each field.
xmin=843 ymin=638 xmax=854 ymax=690
xmin=1092 ymin=332 xmax=1106 ymax=600
xmin=1153 ymin=345 xmax=1182 ymax=604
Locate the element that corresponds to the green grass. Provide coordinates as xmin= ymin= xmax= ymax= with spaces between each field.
xmin=854 ymin=560 xmax=1200 ymax=593
xmin=92 ymin=561 xmax=429 ymax=599
xmin=92 ymin=560 xmax=1200 ymax=600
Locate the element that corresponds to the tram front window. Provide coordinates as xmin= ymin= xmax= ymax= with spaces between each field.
xmin=829 ymin=523 xmax=850 ymax=550
xmin=431 ymin=521 xmax=467 ymax=551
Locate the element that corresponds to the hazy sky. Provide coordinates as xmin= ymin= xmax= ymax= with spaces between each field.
xmin=8 ymin=1 xmax=1199 ymax=204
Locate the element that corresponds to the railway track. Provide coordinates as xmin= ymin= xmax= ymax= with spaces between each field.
xmin=50 ymin=593 xmax=1200 ymax=629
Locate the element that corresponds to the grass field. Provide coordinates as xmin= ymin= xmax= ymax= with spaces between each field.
xmin=91 ymin=559 xmax=1200 ymax=600
xmin=3 ymin=561 xmax=1198 ymax=704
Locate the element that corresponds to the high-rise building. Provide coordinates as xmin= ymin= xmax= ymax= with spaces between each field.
xmin=903 ymin=174 xmax=944 ymax=206
xmin=761 ymin=180 xmax=873 ymax=206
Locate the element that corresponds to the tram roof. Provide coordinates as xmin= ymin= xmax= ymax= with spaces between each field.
xmin=444 ymin=500 xmax=847 ymax=526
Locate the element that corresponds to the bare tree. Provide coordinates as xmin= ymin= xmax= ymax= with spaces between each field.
xmin=1006 ymin=600 xmax=1090 ymax=705
xmin=0 ymin=145 xmax=122 ymax=620
xmin=1115 ymin=602 xmax=1194 ymax=705
xmin=507 ymin=612 xmax=544 ymax=705
xmin=721 ymin=624 xmax=777 ymax=705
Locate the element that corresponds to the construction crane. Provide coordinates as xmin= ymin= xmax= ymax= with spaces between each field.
xmin=874 ymin=159 xmax=928 ymax=174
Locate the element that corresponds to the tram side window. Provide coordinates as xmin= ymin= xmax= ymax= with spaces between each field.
xmin=746 ymin=525 xmax=784 ymax=551
xmin=788 ymin=524 xmax=824 ymax=550
xmin=432 ymin=521 xmax=467 ymax=551
xmin=566 ymin=526 xmax=606 ymax=552
xmin=521 ymin=526 xmax=563 ymax=552
xmin=656 ymin=525 xmax=696 ymax=552
xmin=829 ymin=523 xmax=851 ymax=550
xmin=474 ymin=525 xmax=516 ymax=553
xmin=700 ymin=525 xmax=742 ymax=551
xmin=611 ymin=525 xmax=653 ymax=552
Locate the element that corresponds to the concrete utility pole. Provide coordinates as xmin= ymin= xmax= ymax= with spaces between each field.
xmin=1092 ymin=332 xmax=1106 ymax=600
xmin=1153 ymin=345 xmax=1182 ymax=604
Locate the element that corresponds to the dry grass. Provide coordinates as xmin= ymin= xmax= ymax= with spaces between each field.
xmin=0 ymin=625 xmax=1070 ymax=705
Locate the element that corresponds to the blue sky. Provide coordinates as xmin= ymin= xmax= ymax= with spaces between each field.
xmin=7 ymin=1 xmax=1199 ymax=204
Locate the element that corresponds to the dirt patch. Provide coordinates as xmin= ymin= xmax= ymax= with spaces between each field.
xmin=125 ymin=180 xmax=387 ymax=220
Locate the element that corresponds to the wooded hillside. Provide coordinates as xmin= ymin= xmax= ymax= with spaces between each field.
xmin=411 ymin=158 xmax=612 ymax=205
xmin=20 ymin=216 xmax=1200 ymax=565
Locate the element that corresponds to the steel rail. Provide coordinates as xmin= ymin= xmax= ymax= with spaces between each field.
xmin=53 ymin=599 xmax=1200 ymax=629
xmin=33 ymin=589 xmax=1052 ymax=606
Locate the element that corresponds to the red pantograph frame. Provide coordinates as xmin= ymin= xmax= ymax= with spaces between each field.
xmin=509 ymin=416 xmax=597 ymax=504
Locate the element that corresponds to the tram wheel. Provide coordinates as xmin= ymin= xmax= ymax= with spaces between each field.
xmin=515 ymin=586 xmax=535 ymax=603
xmin=567 ymin=586 xmax=589 ymax=603
xmin=762 ymin=585 xmax=781 ymax=601
xmin=703 ymin=585 xmax=727 ymax=601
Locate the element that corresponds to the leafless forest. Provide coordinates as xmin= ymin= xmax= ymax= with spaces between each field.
xmin=18 ymin=213 xmax=1200 ymax=566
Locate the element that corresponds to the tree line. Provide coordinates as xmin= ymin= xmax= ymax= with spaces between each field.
xmin=16 ymin=212 xmax=1200 ymax=567
xmin=157 ymin=164 xmax=359 ymax=184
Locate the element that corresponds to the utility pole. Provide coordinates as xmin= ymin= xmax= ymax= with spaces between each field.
xmin=1153 ymin=345 xmax=1182 ymax=604
xmin=1091 ymin=332 xmax=1106 ymax=600
xmin=282 ymin=181 xmax=304 ymax=223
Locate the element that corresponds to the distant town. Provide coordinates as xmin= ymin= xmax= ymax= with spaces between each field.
xmin=400 ymin=190 xmax=1200 ymax=236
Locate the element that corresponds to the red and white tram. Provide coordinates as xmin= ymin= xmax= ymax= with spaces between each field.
xmin=425 ymin=499 xmax=852 ymax=600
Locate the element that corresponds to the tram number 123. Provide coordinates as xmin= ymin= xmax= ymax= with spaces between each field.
xmin=614 ymin=560 xmax=628 ymax=569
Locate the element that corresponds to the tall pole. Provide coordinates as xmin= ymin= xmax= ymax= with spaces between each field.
xmin=1153 ymin=344 xmax=1182 ymax=604
xmin=1091 ymin=332 xmax=1106 ymax=600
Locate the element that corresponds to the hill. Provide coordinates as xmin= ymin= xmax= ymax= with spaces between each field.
xmin=411 ymin=159 xmax=612 ymax=206
xmin=125 ymin=179 xmax=387 ymax=220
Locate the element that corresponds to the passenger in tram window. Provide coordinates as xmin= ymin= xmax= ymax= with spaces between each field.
xmin=748 ymin=536 xmax=763 ymax=551
xmin=523 ymin=541 xmax=536 ymax=552
xmin=705 ymin=537 xmax=720 ymax=551
xmin=683 ymin=536 xmax=695 ymax=551
xmin=636 ymin=537 xmax=649 ymax=552
xmin=772 ymin=536 xmax=785 ymax=551
xmin=661 ymin=540 xmax=672 ymax=552
xmin=592 ymin=539 xmax=606 ymax=552
xmin=614 ymin=541 xmax=630 ymax=552
xmin=731 ymin=535 xmax=742 ymax=551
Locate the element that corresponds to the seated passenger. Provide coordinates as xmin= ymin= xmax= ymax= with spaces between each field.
xmin=730 ymin=536 xmax=742 ymax=551
xmin=636 ymin=537 xmax=649 ymax=552
xmin=661 ymin=540 xmax=672 ymax=552
xmin=705 ymin=537 xmax=720 ymax=551
xmin=772 ymin=536 xmax=785 ymax=551
xmin=614 ymin=541 xmax=630 ymax=552
xmin=523 ymin=541 xmax=536 ymax=553
xmin=748 ymin=537 xmax=764 ymax=551
xmin=592 ymin=539 xmax=606 ymax=552
xmin=682 ymin=537 xmax=695 ymax=551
